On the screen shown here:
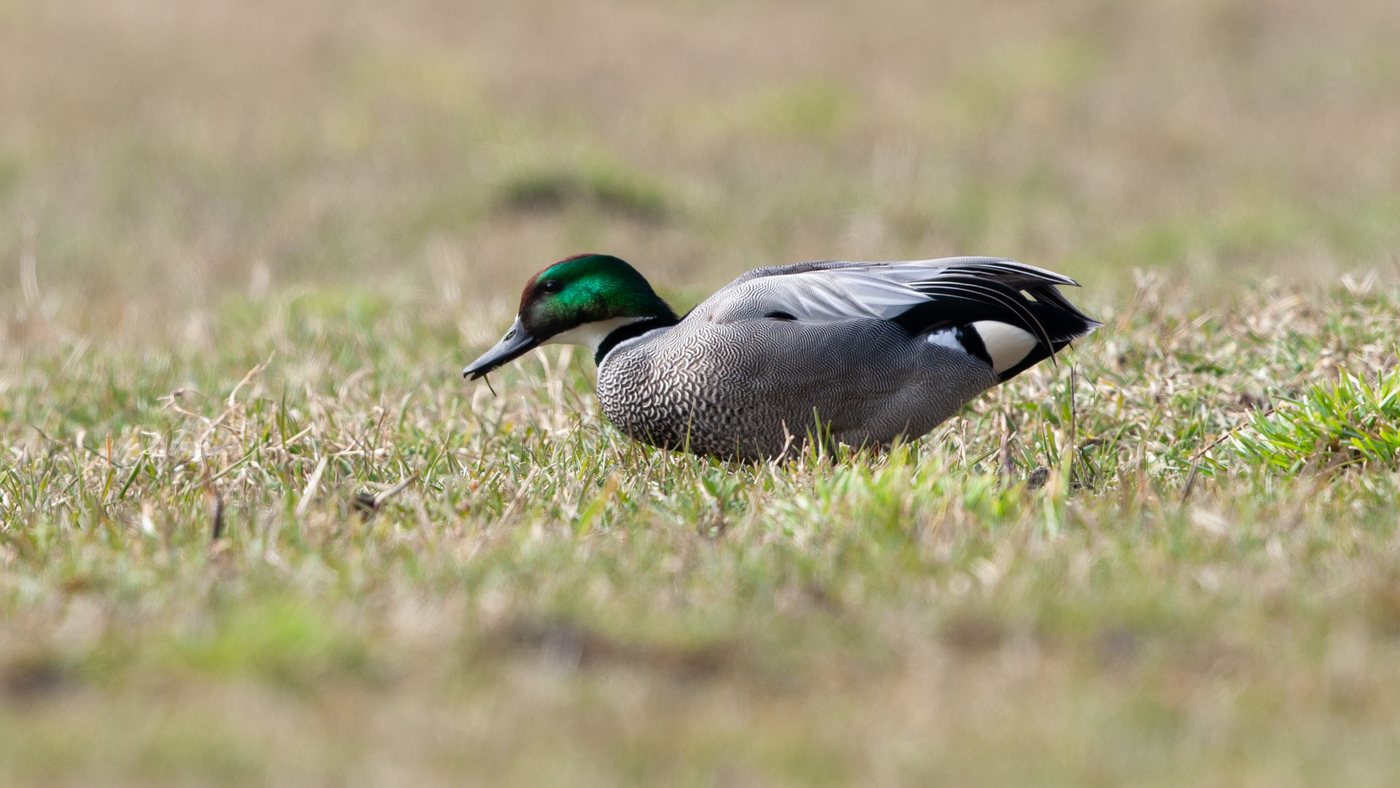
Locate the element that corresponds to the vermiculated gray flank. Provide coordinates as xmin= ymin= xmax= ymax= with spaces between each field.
xmin=464 ymin=254 xmax=1100 ymax=461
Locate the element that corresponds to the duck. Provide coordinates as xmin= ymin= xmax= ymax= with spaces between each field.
xmin=463 ymin=253 xmax=1098 ymax=461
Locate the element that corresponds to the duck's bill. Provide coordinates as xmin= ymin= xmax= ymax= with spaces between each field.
xmin=463 ymin=317 xmax=538 ymax=380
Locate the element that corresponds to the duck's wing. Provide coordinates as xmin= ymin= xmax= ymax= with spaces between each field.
xmin=700 ymin=257 xmax=1083 ymax=325
xmin=693 ymin=257 xmax=1100 ymax=381
xmin=694 ymin=262 xmax=922 ymax=323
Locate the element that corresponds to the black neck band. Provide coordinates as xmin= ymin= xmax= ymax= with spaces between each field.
xmin=595 ymin=315 xmax=679 ymax=365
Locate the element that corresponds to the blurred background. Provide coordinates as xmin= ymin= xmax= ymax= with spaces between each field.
xmin=3 ymin=0 xmax=1399 ymax=339
xmin=6 ymin=4 xmax=1400 ymax=781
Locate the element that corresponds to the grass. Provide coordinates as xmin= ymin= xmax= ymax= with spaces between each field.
xmin=5 ymin=272 xmax=1400 ymax=786
xmin=1230 ymin=370 xmax=1400 ymax=473
xmin=4 ymin=0 xmax=1400 ymax=784
xmin=496 ymin=155 xmax=672 ymax=222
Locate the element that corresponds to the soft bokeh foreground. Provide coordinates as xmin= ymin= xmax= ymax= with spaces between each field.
xmin=3 ymin=0 xmax=1400 ymax=784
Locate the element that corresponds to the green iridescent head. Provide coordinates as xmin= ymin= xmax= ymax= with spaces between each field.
xmin=463 ymin=254 xmax=676 ymax=380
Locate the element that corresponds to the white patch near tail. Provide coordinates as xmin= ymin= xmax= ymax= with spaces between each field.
xmin=970 ymin=320 xmax=1039 ymax=374
xmin=925 ymin=327 xmax=963 ymax=352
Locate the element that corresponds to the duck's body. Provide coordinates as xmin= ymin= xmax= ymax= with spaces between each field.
xmin=465 ymin=254 xmax=1098 ymax=460
xmin=596 ymin=315 xmax=996 ymax=459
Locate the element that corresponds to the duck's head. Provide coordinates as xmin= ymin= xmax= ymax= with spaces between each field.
xmin=463 ymin=253 xmax=677 ymax=380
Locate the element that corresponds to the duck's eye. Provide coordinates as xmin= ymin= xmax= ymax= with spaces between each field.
xmin=541 ymin=280 xmax=562 ymax=293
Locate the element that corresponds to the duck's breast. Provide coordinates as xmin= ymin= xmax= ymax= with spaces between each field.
xmin=598 ymin=318 xmax=998 ymax=457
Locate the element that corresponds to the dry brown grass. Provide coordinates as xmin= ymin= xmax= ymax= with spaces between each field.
xmin=4 ymin=0 xmax=1399 ymax=321
xmin=4 ymin=1 xmax=1400 ymax=785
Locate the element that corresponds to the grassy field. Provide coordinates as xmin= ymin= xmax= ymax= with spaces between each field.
xmin=4 ymin=0 xmax=1400 ymax=784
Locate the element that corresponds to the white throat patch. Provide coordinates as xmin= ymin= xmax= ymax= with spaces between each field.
xmin=544 ymin=316 xmax=650 ymax=355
